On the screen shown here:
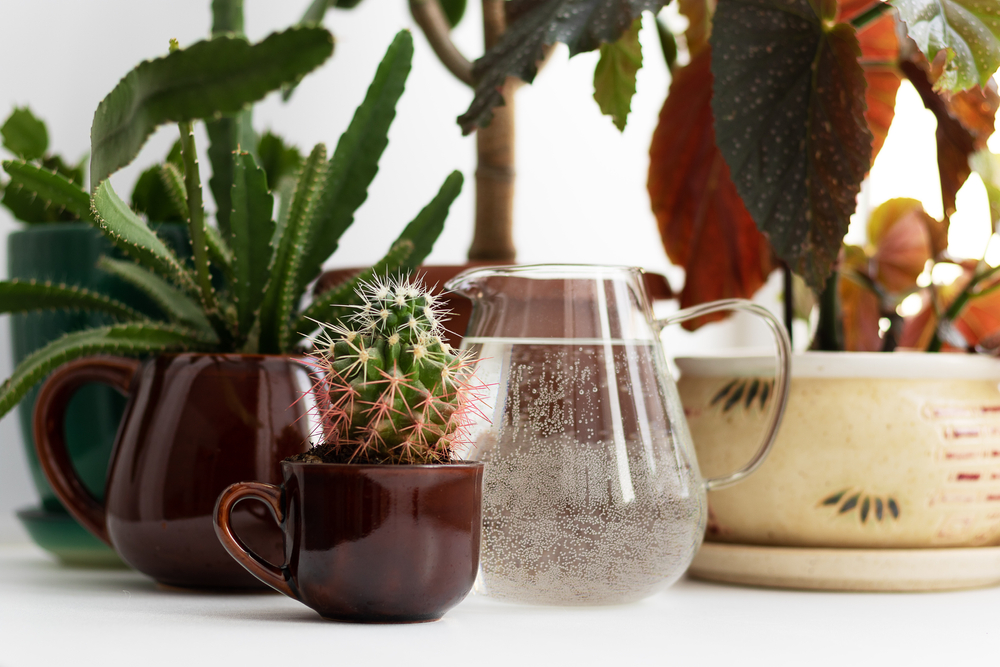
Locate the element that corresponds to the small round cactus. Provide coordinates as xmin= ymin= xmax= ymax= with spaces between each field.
xmin=295 ymin=275 xmax=483 ymax=465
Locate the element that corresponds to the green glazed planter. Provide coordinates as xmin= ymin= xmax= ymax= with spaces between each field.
xmin=8 ymin=222 xmax=188 ymax=565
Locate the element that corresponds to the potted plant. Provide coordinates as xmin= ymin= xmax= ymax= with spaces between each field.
xmin=0 ymin=108 xmax=199 ymax=564
xmin=215 ymin=275 xmax=485 ymax=622
xmin=19 ymin=28 xmax=466 ymax=589
xmin=634 ymin=0 xmax=1000 ymax=589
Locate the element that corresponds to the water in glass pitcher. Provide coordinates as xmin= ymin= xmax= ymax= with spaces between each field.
xmin=461 ymin=337 xmax=707 ymax=606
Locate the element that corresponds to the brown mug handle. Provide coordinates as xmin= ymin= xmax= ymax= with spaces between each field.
xmin=214 ymin=482 xmax=296 ymax=599
xmin=32 ymin=355 xmax=140 ymax=546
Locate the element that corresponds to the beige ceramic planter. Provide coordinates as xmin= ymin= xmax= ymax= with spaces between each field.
xmin=677 ymin=352 xmax=1000 ymax=548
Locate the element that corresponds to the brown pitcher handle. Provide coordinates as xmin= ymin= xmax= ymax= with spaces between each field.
xmin=214 ymin=482 xmax=296 ymax=599
xmin=32 ymin=355 xmax=140 ymax=546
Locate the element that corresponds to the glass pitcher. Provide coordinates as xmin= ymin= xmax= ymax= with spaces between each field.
xmin=445 ymin=264 xmax=790 ymax=606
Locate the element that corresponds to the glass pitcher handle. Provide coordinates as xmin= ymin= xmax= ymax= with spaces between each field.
xmin=655 ymin=299 xmax=791 ymax=491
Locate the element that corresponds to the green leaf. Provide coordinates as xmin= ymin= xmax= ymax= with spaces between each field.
xmin=258 ymin=131 xmax=303 ymax=190
xmin=440 ymin=0 xmax=467 ymax=27
xmin=891 ymin=0 xmax=1000 ymax=92
xmin=710 ymin=0 xmax=872 ymax=290
xmin=131 ymin=163 xmax=186 ymax=222
xmin=0 ymin=279 xmax=141 ymax=320
xmin=206 ymin=107 xmax=256 ymax=238
xmin=395 ymin=170 xmax=463 ymax=271
xmin=211 ymin=0 xmax=244 ymax=36
xmin=90 ymin=26 xmax=334 ymax=186
xmin=294 ymin=239 xmax=415 ymax=337
xmin=0 ymin=323 xmax=213 ymax=419
xmin=1 ymin=160 xmax=93 ymax=222
xmin=299 ymin=30 xmax=413 ymax=293
xmin=96 ymin=257 xmax=215 ymax=334
xmin=257 ymin=143 xmax=327 ymax=353
xmin=205 ymin=224 xmax=235 ymax=278
xmin=230 ymin=152 xmax=276 ymax=338
xmin=91 ymin=180 xmax=197 ymax=294
xmin=158 ymin=162 xmax=190 ymax=220
xmin=593 ymin=17 xmax=643 ymax=132
xmin=458 ymin=0 xmax=669 ymax=133
xmin=655 ymin=15 xmax=678 ymax=69
xmin=1 ymin=107 xmax=48 ymax=161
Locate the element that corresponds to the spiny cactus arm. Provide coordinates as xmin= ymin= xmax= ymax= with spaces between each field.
xmin=96 ymin=258 xmax=217 ymax=337
xmin=1 ymin=160 xmax=93 ymax=222
xmin=257 ymin=143 xmax=327 ymax=353
xmin=91 ymin=180 xmax=198 ymax=295
xmin=0 ymin=279 xmax=142 ymax=321
xmin=205 ymin=224 xmax=235 ymax=278
xmin=205 ymin=108 xmax=256 ymax=239
xmin=176 ymin=116 xmax=220 ymax=319
xmin=293 ymin=239 xmax=416 ymax=340
xmin=159 ymin=162 xmax=189 ymax=219
xmin=229 ymin=151 xmax=276 ymax=341
xmin=89 ymin=26 xmax=334 ymax=187
xmin=0 ymin=323 xmax=215 ymax=419
xmin=294 ymin=31 xmax=413 ymax=295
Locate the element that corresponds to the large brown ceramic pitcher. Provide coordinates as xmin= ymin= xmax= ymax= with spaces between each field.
xmin=33 ymin=353 xmax=312 ymax=588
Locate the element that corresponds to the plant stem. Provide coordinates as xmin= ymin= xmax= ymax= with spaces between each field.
xmin=813 ymin=272 xmax=841 ymax=351
xmin=849 ymin=1 xmax=892 ymax=30
xmin=178 ymin=121 xmax=219 ymax=317
xmin=468 ymin=0 xmax=517 ymax=262
xmin=927 ymin=263 xmax=1000 ymax=351
xmin=409 ymin=0 xmax=474 ymax=85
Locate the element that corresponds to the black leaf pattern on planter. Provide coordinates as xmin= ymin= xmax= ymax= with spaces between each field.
xmin=822 ymin=489 xmax=848 ymax=506
xmin=711 ymin=378 xmax=775 ymax=413
xmin=840 ymin=493 xmax=861 ymax=513
xmin=821 ymin=488 xmax=900 ymax=524
xmin=888 ymin=498 xmax=900 ymax=519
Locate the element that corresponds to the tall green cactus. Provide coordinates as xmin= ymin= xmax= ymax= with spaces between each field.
xmin=295 ymin=275 xmax=483 ymax=465
xmin=0 ymin=30 xmax=463 ymax=420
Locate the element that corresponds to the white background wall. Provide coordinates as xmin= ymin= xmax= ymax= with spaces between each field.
xmin=1 ymin=1 xmax=988 ymax=542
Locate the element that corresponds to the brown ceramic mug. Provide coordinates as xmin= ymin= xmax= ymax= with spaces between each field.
xmin=215 ymin=460 xmax=485 ymax=623
xmin=33 ymin=353 xmax=311 ymax=588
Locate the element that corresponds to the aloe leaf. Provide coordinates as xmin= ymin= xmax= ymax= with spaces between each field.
xmin=1 ymin=107 xmax=47 ymax=161
xmin=0 ymin=279 xmax=141 ymax=320
xmin=296 ymin=31 xmax=413 ymax=295
xmin=258 ymin=144 xmax=327 ymax=353
xmin=0 ymin=323 xmax=214 ymax=419
xmin=1 ymin=160 xmax=92 ymax=222
xmin=294 ymin=239 xmax=415 ymax=338
xmin=395 ymin=170 xmax=463 ymax=271
xmin=230 ymin=151 xmax=276 ymax=338
xmin=91 ymin=180 xmax=197 ymax=294
xmin=96 ymin=257 xmax=216 ymax=335
xmin=90 ymin=26 xmax=334 ymax=186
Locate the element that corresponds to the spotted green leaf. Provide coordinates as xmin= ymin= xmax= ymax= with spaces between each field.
xmin=892 ymin=0 xmax=1000 ymax=92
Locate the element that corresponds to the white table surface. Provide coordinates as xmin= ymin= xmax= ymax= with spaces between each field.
xmin=0 ymin=541 xmax=997 ymax=667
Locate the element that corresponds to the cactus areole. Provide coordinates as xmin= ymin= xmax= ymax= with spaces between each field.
xmin=290 ymin=276 xmax=485 ymax=465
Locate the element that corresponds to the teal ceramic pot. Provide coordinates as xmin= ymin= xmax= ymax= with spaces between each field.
xmin=8 ymin=222 xmax=188 ymax=564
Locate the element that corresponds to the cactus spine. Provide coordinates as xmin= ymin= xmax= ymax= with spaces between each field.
xmin=300 ymin=275 xmax=482 ymax=465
